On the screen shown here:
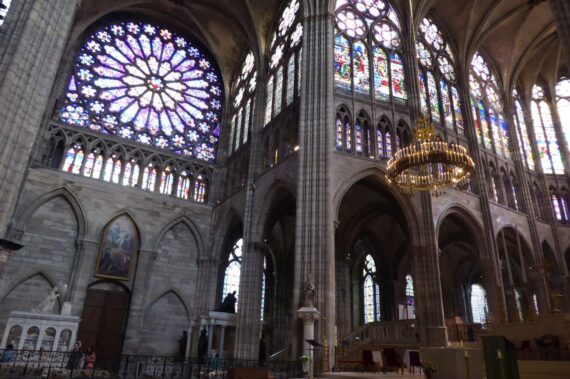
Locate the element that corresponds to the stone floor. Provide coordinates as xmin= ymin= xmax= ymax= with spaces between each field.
xmin=320 ymin=372 xmax=424 ymax=379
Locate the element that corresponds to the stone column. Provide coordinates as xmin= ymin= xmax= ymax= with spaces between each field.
xmin=293 ymin=1 xmax=336 ymax=370
xmin=219 ymin=325 xmax=226 ymax=358
xmin=207 ymin=321 xmax=215 ymax=357
xmin=0 ymin=0 xmax=79 ymax=239
xmin=411 ymin=244 xmax=447 ymax=347
xmin=298 ymin=307 xmax=320 ymax=379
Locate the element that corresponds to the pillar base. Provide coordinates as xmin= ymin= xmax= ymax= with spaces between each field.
xmin=298 ymin=307 xmax=320 ymax=379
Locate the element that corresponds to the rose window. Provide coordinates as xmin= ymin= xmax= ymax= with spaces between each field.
xmin=59 ymin=21 xmax=223 ymax=162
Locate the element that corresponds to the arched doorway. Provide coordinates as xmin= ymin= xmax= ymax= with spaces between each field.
xmin=77 ymin=281 xmax=131 ymax=371
xmin=261 ymin=189 xmax=296 ymax=358
xmin=335 ymin=176 xmax=410 ymax=336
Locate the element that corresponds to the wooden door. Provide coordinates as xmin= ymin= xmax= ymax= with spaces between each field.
xmin=77 ymin=289 xmax=130 ymax=371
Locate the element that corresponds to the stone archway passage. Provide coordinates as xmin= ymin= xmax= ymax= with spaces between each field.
xmin=77 ymin=289 xmax=130 ymax=371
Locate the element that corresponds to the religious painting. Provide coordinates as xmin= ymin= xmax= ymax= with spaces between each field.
xmin=95 ymin=215 xmax=139 ymax=280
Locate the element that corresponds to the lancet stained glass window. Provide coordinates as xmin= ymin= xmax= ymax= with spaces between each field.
xmin=470 ymin=284 xmax=488 ymax=324
xmin=223 ymin=238 xmax=243 ymax=310
xmin=59 ymin=21 xmax=223 ymax=162
xmin=416 ymin=17 xmax=463 ymax=134
xmin=230 ymin=51 xmax=256 ymax=154
xmin=362 ymin=254 xmax=380 ymax=323
xmin=265 ymin=0 xmax=302 ymax=125
xmin=334 ymin=0 xmax=407 ymax=101
xmin=469 ymin=52 xmax=510 ymax=157
xmin=531 ymin=85 xmax=564 ymax=174
xmin=556 ymin=78 xmax=570 ymax=153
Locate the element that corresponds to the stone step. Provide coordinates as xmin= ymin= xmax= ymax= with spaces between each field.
xmin=320 ymin=372 xmax=423 ymax=379
xmin=518 ymin=360 xmax=570 ymax=379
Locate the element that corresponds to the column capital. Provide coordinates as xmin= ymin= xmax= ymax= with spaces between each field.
xmin=297 ymin=307 xmax=321 ymax=323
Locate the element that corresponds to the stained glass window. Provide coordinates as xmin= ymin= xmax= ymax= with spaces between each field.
xmin=362 ymin=254 xmax=380 ymax=323
xmin=62 ymin=145 xmax=84 ymax=174
xmin=265 ymin=77 xmax=274 ymax=125
xmin=469 ymin=52 xmax=509 ymax=156
xmin=515 ymin=289 xmax=525 ymax=321
xmin=470 ymin=284 xmax=488 ymax=324
xmin=0 ymin=0 xmax=12 ymax=26
xmin=513 ymin=92 xmax=535 ymax=170
xmin=416 ymin=17 xmax=462 ymax=134
xmin=177 ymin=171 xmax=191 ymax=199
xmin=265 ymin=0 xmax=302 ymax=125
xmin=231 ymin=51 xmax=257 ymax=153
xmin=286 ymin=55 xmax=296 ymax=105
xmin=373 ymin=48 xmax=390 ymax=99
xmin=334 ymin=0 xmax=406 ymax=101
xmin=142 ymin=164 xmax=157 ymax=191
xmin=59 ymin=21 xmax=223 ymax=162
xmin=336 ymin=119 xmax=344 ymax=149
xmin=335 ymin=35 xmax=352 ymax=90
xmin=553 ymin=194 xmax=563 ymax=221
xmin=532 ymin=293 xmax=539 ymax=315
xmin=355 ymin=123 xmax=364 ymax=152
xmin=353 ymin=41 xmax=370 ymax=94
xmin=223 ymin=238 xmax=243 ymax=310
xmin=405 ymin=273 xmax=415 ymax=319
xmin=193 ymin=174 xmax=207 ymax=203
xmin=532 ymin=85 xmax=565 ymax=174
xmin=556 ymin=78 xmax=570 ymax=150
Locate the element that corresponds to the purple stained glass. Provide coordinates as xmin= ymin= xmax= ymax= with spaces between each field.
xmin=59 ymin=21 xmax=223 ymax=162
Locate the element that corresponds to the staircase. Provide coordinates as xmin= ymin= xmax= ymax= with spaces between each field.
xmin=336 ymin=321 xmax=419 ymax=362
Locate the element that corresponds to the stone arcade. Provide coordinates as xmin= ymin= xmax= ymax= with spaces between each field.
xmin=1 ymin=0 xmax=570 ymax=378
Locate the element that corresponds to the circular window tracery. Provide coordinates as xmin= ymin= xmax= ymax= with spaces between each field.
xmin=60 ymin=21 xmax=223 ymax=162
xmin=336 ymin=8 xmax=368 ymax=39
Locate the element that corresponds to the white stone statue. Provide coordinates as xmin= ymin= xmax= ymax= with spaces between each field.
xmin=34 ymin=287 xmax=60 ymax=314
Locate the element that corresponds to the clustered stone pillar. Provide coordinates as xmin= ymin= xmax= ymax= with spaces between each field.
xmin=293 ymin=0 xmax=336 ymax=369
xmin=0 ymin=0 xmax=79 ymax=244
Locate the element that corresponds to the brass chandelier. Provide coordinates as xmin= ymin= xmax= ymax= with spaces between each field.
xmin=386 ymin=116 xmax=475 ymax=195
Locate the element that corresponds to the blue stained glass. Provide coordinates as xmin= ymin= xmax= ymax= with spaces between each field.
xmin=418 ymin=71 xmax=429 ymax=115
xmin=440 ymin=80 xmax=453 ymax=130
xmin=59 ymin=21 xmax=223 ymax=162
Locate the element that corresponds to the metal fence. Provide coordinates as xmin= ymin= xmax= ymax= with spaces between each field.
xmin=0 ymin=350 xmax=303 ymax=378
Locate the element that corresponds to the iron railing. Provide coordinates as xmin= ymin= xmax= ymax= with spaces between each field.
xmin=0 ymin=350 xmax=303 ymax=378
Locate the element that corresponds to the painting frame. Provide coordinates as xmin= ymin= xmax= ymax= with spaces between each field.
xmin=94 ymin=214 xmax=139 ymax=281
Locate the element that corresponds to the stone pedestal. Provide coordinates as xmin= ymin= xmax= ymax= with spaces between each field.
xmin=202 ymin=310 xmax=237 ymax=359
xmin=297 ymin=307 xmax=320 ymax=379
xmin=2 ymin=311 xmax=79 ymax=351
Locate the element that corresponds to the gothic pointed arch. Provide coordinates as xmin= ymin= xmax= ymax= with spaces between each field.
xmin=14 ymin=187 xmax=86 ymax=238
xmin=153 ymin=215 xmax=205 ymax=256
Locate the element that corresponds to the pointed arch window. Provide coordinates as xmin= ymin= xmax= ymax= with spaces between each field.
xmin=469 ymin=52 xmax=510 ymax=157
xmin=405 ymin=273 xmax=415 ymax=319
xmin=532 ymin=293 xmax=539 ymax=315
xmin=230 ymin=51 xmax=257 ymax=153
xmin=123 ymin=158 xmax=140 ymax=186
xmin=513 ymin=90 xmax=535 ymax=170
xmin=334 ymin=0 xmax=407 ymax=101
xmin=470 ymin=284 xmax=488 ymax=324
xmin=265 ymin=0 xmax=302 ymax=125
xmin=556 ymin=77 xmax=570 ymax=151
xmin=177 ymin=171 xmax=192 ymax=199
xmin=58 ymin=21 xmax=223 ymax=162
xmin=62 ymin=144 xmax=85 ymax=175
xmin=531 ymin=85 xmax=565 ymax=174
xmin=193 ymin=174 xmax=208 ymax=203
xmin=159 ymin=166 xmax=174 ymax=195
xmin=362 ymin=254 xmax=381 ymax=323
xmin=223 ymin=238 xmax=243 ymax=311
xmin=142 ymin=163 xmax=157 ymax=191
xmin=416 ymin=18 xmax=463 ymax=135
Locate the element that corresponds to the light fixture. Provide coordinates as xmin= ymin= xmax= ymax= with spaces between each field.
xmin=386 ymin=116 xmax=475 ymax=196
